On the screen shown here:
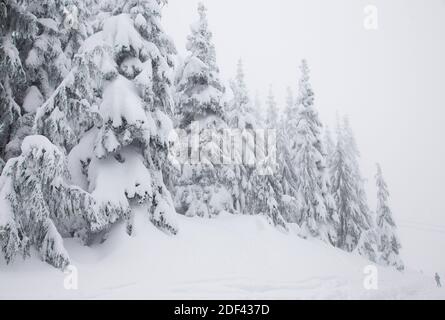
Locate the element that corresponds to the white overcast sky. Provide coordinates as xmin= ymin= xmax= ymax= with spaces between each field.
xmin=163 ymin=0 xmax=445 ymax=227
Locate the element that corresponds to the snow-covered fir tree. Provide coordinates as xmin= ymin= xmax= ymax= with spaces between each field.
xmin=226 ymin=59 xmax=256 ymax=129
xmin=0 ymin=136 xmax=106 ymax=269
xmin=330 ymin=117 xmax=377 ymax=260
xmin=67 ymin=0 xmax=179 ymax=235
xmin=245 ymin=125 xmax=287 ymax=230
xmin=223 ymin=59 xmax=253 ymax=215
xmin=173 ymin=2 xmax=233 ymax=217
xmin=223 ymin=60 xmax=286 ymax=227
xmin=277 ymin=90 xmax=295 ymax=185
xmin=342 ymin=117 xmax=378 ymax=261
xmin=375 ymin=163 xmax=404 ymax=270
xmin=275 ymin=86 xmax=299 ymax=223
xmin=290 ymin=60 xmax=337 ymax=242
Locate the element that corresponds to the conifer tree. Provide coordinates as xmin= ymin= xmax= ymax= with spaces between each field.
xmin=0 ymin=136 xmax=105 ymax=268
xmin=224 ymin=60 xmax=286 ymax=227
xmin=223 ymin=59 xmax=253 ymax=214
xmin=330 ymin=117 xmax=377 ymax=259
xmin=246 ymin=124 xmax=287 ymax=229
xmin=69 ymin=0 xmax=178 ymax=235
xmin=174 ymin=2 xmax=233 ymax=217
xmin=275 ymin=85 xmax=301 ymax=224
xmin=227 ymin=59 xmax=255 ymax=129
xmin=289 ymin=60 xmax=337 ymax=241
xmin=277 ymin=86 xmax=298 ymax=202
xmin=375 ymin=163 xmax=404 ymax=270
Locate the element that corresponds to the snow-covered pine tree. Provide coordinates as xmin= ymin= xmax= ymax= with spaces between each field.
xmin=240 ymin=85 xmax=286 ymax=228
xmin=227 ymin=59 xmax=256 ymax=129
xmin=0 ymin=136 xmax=106 ymax=269
xmin=229 ymin=70 xmax=286 ymax=227
xmin=173 ymin=2 xmax=233 ymax=218
xmin=330 ymin=117 xmax=377 ymax=260
xmin=246 ymin=128 xmax=287 ymax=230
xmin=274 ymin=85 xmax=300 ymax=224
xmin=277 ymin=86 xmax=298 ymax=204
xmin=342 ymin=117 xmax=379 ymax=261
xmin=375 ymin=163 xmax=404 ymax=270
xmin=60 ymin=0 xmax=179 ymax=235
xmin=175 ymin=2 xmax=223 ymax=123
xmin=221 ymin=59 xmax=254 ymax=215
xmin=289 ymin=60 xmax=337 ymax=242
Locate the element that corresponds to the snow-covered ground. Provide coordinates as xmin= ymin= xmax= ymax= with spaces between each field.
xmin=398 ymin=220 xmax=445 ymax=277
xmin=0 ymin=210 xmax=444 ymax=300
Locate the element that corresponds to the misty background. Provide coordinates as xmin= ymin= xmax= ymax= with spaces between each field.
xmin=163 ymin=0 xmax=445 ymax=272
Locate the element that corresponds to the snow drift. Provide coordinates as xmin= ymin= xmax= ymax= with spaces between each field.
xmin=0 ymin=210 xmax=443 ymax=300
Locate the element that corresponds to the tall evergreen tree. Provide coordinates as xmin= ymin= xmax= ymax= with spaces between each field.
xmin=224 ymin=59 xmax=253 ymax=214
xmin=290 ymin=60 xmax=337 ymax=242
xmin=173 ymin=2 xmax=233 ymax=218
xmin=227 ymin=59 xmax=255 ymax=129
xmin=375 ymin=163 xmax=404 ymax=270
xmin=224 ymin=60 xmax=286 ymax=227
xmin=330 ymin=117 xmax=377 ymax=260
xmin=71 ymin=0 xmax=179 ymax=235
xmin=277 ymin=86 xmax=298 ymax=201
xmin=276 ymin=86 xmax=301 ymax=224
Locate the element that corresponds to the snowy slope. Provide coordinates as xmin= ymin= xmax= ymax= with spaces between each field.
xmin=0 ymin=210 xmax=443 ymax=300
xmin=398 ymin=220 xmax=445 ymax=277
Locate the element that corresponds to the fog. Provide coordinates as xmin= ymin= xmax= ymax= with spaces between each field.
xmin=164 ymin=0 xmax=445 ymax=227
